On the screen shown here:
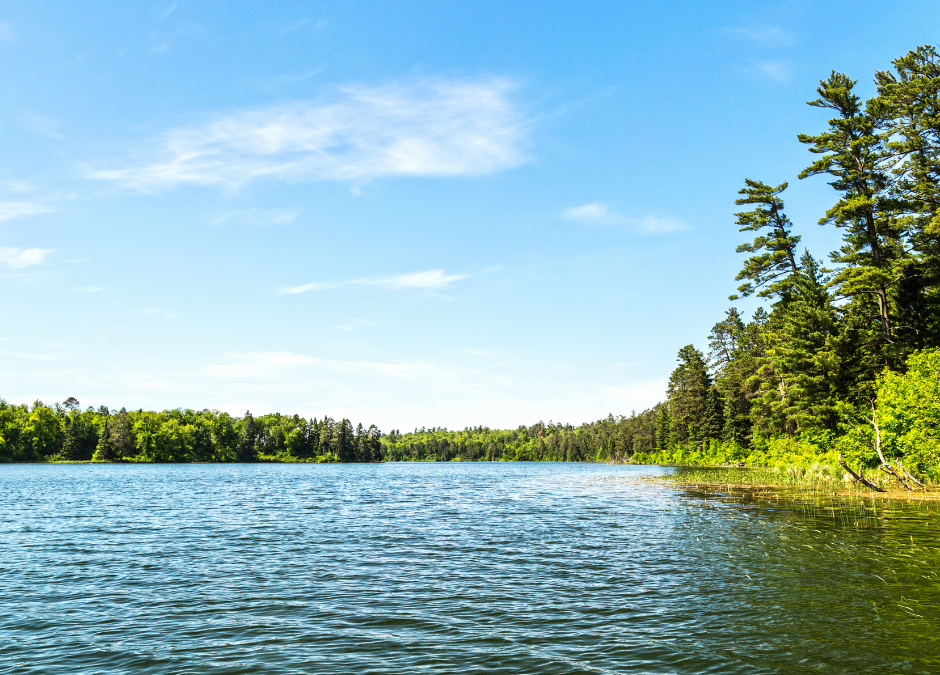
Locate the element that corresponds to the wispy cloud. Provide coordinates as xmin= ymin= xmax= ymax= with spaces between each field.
xmin=0 ymin=247 xmax=51 ymax=268
xmin=561 ymin=203 xmax=687 ymax=233
xmin=158 ymin=1 xmax=177 ymax=20
xmin=0 ymin=201 xmax=54 ymax=222
xmin=280 ymin=269 xmax=466 ymax=295
xmin=561 ymin=202 xmax=611 ymax=222
xmin=91 ymin=78 xmax=527 ymax=190
xmin=22 ymin=114 xmax=65 ymax=140
xmin=751 ymin=60 xmax=792 ymax=83
xmin=721 ymin=26 xmax=793 ymax=48
xmin=0 ymin=23 xmax=13 ymax=43
xmin=635 ymin=215 xmax=686 ymax=233
xmin=210 ymin=208 xmax=300 ymax=226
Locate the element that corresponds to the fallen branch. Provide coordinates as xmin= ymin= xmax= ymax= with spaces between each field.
xmin=868 ymin=400 xmax=913 ymax=491
xmin=897 ymin=460 xmax=927 ymax=490
xmin=839 ymin=454 xmax=886 ymax=492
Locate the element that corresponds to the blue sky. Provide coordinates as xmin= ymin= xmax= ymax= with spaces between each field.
xmin=1 ymin=1 xmax=938 ymax=429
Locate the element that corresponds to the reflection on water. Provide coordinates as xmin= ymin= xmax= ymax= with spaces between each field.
xmin=0 ymin=462 xmax=938 ymax=674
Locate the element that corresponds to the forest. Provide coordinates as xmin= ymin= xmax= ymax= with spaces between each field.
xmin=632 ymin=44 xmax=940 ymax=483
xmin=2 ymin=45 xmax=938 ymax=480
xmin=0 ymin=401 xmax=382 ymax=464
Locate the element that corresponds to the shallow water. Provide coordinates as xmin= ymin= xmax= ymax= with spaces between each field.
xmin=1 ymin=462 xmax=938 ymax=674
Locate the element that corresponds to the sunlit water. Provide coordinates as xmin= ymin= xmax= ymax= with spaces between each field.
xmin=1 ymin=463 xmax=938 ymax=674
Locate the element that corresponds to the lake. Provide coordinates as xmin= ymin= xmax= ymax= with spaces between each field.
xmin=1 ymin=462 xmax=938 ymax=674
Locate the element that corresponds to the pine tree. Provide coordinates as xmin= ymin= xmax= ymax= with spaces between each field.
xmin=319 ymin=417 xmax=334 ymax=456
xmin=354 ymin=422 xmax=366 ymax=462
xmin=875 ymin=45 xmax=940 ymax=351
xmin=758 ymin=252 xmax=854 ymax=431
xmin=62 ymin=414 xmax=78 ymax=461
xmin=237 ymin=411 xmax=258 ymax=462
xmin=708 ymin=308 xmax=754 ymax=446
xmin=111 ymin=407 xmax=135 ymax=460
xmin=730 ymin=180 xmax=802 ymax=301
xmin=798 ymin=71 xmax=906 ymax=353
xmin=308 ymin=418 xmax=320 ymax=458
xmin=667 ymin=345 xmax=712 ymax=445
xmin=335 ymin=419 xmax=355 ymax=462
xmin=93 ymin=415 xmax=116 ymax=462
xmin=367 ymin=425 xmax=383 ymax=463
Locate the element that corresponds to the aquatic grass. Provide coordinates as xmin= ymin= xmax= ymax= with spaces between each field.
xmin=653 ymin=464 xmax=940 ymax=533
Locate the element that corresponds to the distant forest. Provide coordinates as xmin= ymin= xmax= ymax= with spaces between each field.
xmin=0 ymin=399 xmax=649 ymax=464
xmin=0 ymin=403 xmax=382 ymax=464
xmin=2 ymin=44 xmax=939 ymax=474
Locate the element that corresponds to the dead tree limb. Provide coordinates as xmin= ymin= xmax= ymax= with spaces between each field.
xmin=839 ymin=453 xmax=886 ymax=492
xmin=897 ymin=460 xmax=927 ymax=490
xmin=867 ymin=400 xmax=913 ymax=491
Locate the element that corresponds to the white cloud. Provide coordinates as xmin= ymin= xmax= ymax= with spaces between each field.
xmin=0 ymin=23 xmax=12 ymax=43
xmin=280 ymin=281 xmax=332 ymax=294
xmin=561 ymin=202 xmax=611 ymax=222
xmin=0 ymin=247 xmax=51 ymax=268
xmin=635 ymin=215 xmax=686 ymax=233
xmin=561 ymin=203 xmax=687 ymax=233
xmin=279 ymin=268 xmax=466 ymax=295
xmin=210 ymin=208 xmax=300 ymax=226
xmin=379 ymin=269 xmax=465 ymax=290
xmin=91 ymin=78 xmax=527 ymax=190
xmin=0 ymin=202 xmax=54 ymax=222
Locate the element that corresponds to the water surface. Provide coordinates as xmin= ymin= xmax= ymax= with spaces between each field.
xmin=1 ymin=462 xmax=938 ymax=674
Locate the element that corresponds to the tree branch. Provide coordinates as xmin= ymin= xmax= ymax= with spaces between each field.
xmin=839 ymin=453 xmax=886 ymax=492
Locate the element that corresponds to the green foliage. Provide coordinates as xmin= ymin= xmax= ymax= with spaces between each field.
xmin=876 ymin=348 xmax=940 ymax=471
xmin=730 ymin=179 xmax=801 ymax=301
xmin=0 ymin=399 xmax=377 ymax=464
xmin=382 ymin=411 xmax=660 ymax=463
xmin=651 ymin=44 xmax=940 ymax=484
xmin=666 ymin=345 xmax=715 ymax=445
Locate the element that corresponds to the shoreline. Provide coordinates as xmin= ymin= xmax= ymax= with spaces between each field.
xmin=650 ymin=464 xmax=939 ymax=502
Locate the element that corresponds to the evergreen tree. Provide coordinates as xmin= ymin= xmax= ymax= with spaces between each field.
xmin=875 ymin=45 xmax=940 ymax=351
xmin=798 ymin=71 xmax=906 ymax=354
xmin=667 ymin=345 xmax=712 ymax=445
xmin=708 ymin=308 xmax=754 ymax=446
xmin=62 ymin=414 xmax=78 ymax=461
xmin=354 ymin=422 xmax=366 ymax=462
xmin=93 ymin=415 xmax=116 ymax=462
xmin=730 ymin=180 xmax=802 ymax=301
xmin=367 ymin=425 xmax=383 ymax=462
xmin=335 ymin=419 xmax=355 ymax=462
xmin=308 ymin=417 xmax=321 ymax=458
xmin=237 ymin=411 xmax=258 ymax=462
xmin=111 ymin=407 xmax=136 ymax=460
xmin=319 ymin=417 xmax=335 ymax=456
xmin=757 ymin=252 xmax=853 ymax=431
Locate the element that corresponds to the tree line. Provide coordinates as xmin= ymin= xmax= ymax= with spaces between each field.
xmin=0 ymin=399 xmax=381 ymax=463
xmin=636 ymin=45 xmax=940 ymax=482
xmin=381 ymin=413 xmax=658 ymax=463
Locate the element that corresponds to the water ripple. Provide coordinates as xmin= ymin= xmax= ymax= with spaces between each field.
xmin=1 ymin=463 xmax=939 ymax=674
